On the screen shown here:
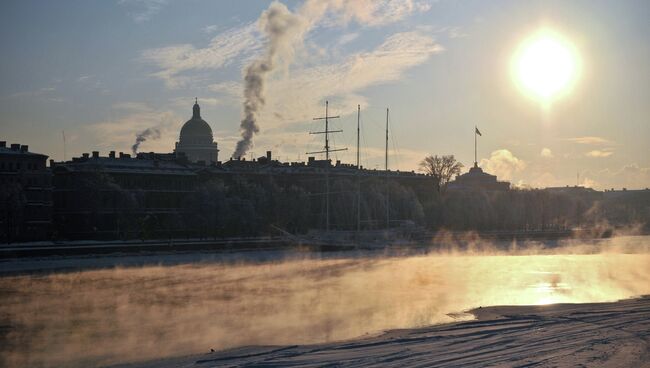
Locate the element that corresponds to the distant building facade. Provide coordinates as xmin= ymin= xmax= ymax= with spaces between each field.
xmin=49 ymin=148 xmax=435 ymax=240
xmin=174 ymin=100 xmax=219 ymax=163
xmin=603 ymin=188 xmax=650 ymax=200
xmin=447 ymin=163 xmax=510 ymax=191
xmin=601 ymin=188 xmax=650 ymax=228
xmin=543 ymin=185 xmax=603 ymax=201
xmin=0 ymin=142 xmax=52 ymax=241
xmin=51 ymin=151 xmax=198 ymax=240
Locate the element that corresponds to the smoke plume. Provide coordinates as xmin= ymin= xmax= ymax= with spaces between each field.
xmin=233 ymin=2 xmax=306 ymax=158
xmin=131 ymin=127 xmax=161 ymax=155
xmin=231 ymin=0 xmax=431 ymax=158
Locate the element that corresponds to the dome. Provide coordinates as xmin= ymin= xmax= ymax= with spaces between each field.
xmin=180 ymin=118 xmax=212 ymax=139
xmin=179 ymin=101 xmax=213 ymax=144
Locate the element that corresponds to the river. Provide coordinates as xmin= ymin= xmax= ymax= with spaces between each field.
xmin=1 ymin=235 xmax=649 ymax=367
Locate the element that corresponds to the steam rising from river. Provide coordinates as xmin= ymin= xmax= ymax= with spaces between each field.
xmin=1 ymin=236 xmax=650 ymax=367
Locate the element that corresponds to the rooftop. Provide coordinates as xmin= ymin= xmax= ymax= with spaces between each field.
xmin=52 ymin=150 xmax=430 ymax=179
xmin=0 ymin=142 xmax=48 ymax=157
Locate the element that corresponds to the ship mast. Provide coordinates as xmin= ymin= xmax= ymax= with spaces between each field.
xmin=356 ymin=105 xmax=361 ymax=233
xmin=385 ymin=108 xmax=390 ymax=229
xmin=307 ymin=101 xmax=347 ymax=231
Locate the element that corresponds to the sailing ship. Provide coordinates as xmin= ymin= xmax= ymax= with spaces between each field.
xmin=291 ymin=101 xmax=425 ymax=248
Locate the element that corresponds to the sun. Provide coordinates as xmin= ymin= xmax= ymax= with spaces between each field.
xmin=512 ymin=29 xmax=580 ymax=102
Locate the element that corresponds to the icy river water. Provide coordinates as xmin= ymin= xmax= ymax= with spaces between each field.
xmin=1 ymin=236 xmax=649 ymax=367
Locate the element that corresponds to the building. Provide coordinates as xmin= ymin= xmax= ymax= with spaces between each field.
xmin=49 ymin=147 xmax=436 ymax=239
xmin=0 ymin=141 xmax=52 ymax=242
xmin=447 ymin=163 xmax=510 ymax=191
xmin=174 ymin=99 xmax=219 ymax=163
xmin=603 ymin=188 xmax=650 ymax=200
xmin=51 ymin=151 xmax=199 ymax=240
xmin=544 ymin=185 xmax=602 ymax=201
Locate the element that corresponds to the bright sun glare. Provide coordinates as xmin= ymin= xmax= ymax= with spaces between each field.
xmin=512 ymin=29 xmax=580 ymax=101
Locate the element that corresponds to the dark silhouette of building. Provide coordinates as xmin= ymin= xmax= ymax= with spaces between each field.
xmin=447 ymin=163 xmax=510 ymax=191
xmin=49 ymin=148 xmax=435 ymax=240
xmin=0 ymin=141 xmax=52 ymax=242
xmin=543 ymin=185 xmax=602 ymax=200
xmin=51 ymin=151 xmax=198 ymax=240
xmin=601 ymin=188 xmax=650 ymax=229
xmin=174 ymin=100 xmax=219 ymax=163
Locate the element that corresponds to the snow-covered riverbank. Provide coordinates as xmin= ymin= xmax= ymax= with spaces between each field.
xmin=119 ymin=296 xmax=650 ymax=368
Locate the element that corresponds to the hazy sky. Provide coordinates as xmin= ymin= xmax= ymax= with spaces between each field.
xmin=1 ymin=0 xmax=648 ymax=189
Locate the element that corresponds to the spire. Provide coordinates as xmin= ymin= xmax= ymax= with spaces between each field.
xmin=192 ymin=98 xmax=200 ymax=119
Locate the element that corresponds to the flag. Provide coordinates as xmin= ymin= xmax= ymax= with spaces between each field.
xmin=475 ymin=127 xmax=482 ymax=136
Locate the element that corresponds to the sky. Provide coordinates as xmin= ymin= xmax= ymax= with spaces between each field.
xmin=0 ymin=0 xmax=648 ymax=190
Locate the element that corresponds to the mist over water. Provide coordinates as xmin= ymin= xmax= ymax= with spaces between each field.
xmin=1 ymin=236 xmax=649 ymax=367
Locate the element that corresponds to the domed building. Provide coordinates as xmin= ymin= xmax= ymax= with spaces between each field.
xmin=174 ymin=99 xmax=219 ymax=163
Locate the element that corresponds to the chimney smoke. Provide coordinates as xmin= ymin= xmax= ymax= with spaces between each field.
xmin=132 ymin=127 xmax=161 ymax=155
xmin=233 ymin=2 xmax=304 ymax=158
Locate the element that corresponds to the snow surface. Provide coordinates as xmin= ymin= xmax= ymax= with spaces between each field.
xmin=116 ymin=296 xmax=650 ymax=368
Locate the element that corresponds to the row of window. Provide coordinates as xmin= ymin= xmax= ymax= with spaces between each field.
xmin=0 ymin=176 xmax=49 ymax=187
xmin=55 ymin=175 xmax=194 ymax=190
xmin=54 ymin=192 xmax=183 ymax=209
xmin=0 ymin=161 xmax=43 ymax=171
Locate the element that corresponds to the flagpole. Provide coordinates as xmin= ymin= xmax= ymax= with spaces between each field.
xmin=474 ymin=126 xmax=477 ymax=167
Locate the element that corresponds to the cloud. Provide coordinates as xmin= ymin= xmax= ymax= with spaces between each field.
xmin=433 ymin=26 xmax=468 ymax=39
xmin=320 ymin=0 xmax=432 ymax=26
xmin=207 ymin=81 xmax=243 ymax=99
xmin=75 ymin=74 xmax=110 ymax=94
xmin=9 ymin=87 xmax=56 ymax=98
xmin=585 ymin=149 xmax=613 ymax=158
xmin=112 ymin=102 xmax=151 ymax=112
xmin=338 ymin=32 xmax=360 ymax=45
xmin=616 ymin=164 xmax=650 ymax=188
xmin=77 ymin=75 xmax=93 ymax=83
xmin=258 ymin=31 xmax=443 ymax=129
xmin=540 ymin=148 xmax=553 ymax=158
xmin=87 ymin=103 xmax=181 ymax=153
xmin=566 ymin=136 xmax=612 ymax=145
xmin=119 ymin=0 xmax=167 ymax=23
xmin=140 ymin=0 xmax=432 ymax=88
xmin=620 ymin=163 xmax=650 ymax=175
xmin=528 ymin=172 xmax=561 ymax=188
xmin=140 ymin=23 xmax=261 ymax=88
xmin=479 ymin=149 xmax=526 ymax=181
xmin=447 ymin=26 xmax=467 ymax=39
xmin=202 ymin=25 xmax=220 ymax=34
xmin=169 ymin=97 xmax=224 ymax=108
xmin=588 ymin=164 xmax=650 ymax=190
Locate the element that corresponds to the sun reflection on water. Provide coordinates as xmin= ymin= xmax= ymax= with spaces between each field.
xmin=527 ymin=271 xmax=573 ymax=305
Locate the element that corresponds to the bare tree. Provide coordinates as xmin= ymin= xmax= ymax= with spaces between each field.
xmin=419 ymin=155 xmax=464 ymax=192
